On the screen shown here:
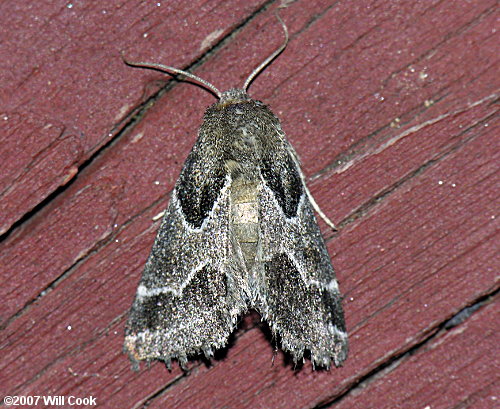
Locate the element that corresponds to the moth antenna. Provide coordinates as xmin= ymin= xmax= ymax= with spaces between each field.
xmin=122 ymin=54 xmax=223 ymax=99
xmin=243 ymin=13 xmax=289 ymax=91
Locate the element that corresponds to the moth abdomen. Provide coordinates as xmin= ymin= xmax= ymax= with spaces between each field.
xmin=230 ymin=174 xmax=259 ymax=272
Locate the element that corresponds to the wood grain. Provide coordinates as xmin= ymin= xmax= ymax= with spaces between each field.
xmin=1 ymin=0 xmax=498 ymax=408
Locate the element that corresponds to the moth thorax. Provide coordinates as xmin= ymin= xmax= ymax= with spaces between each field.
xmin=230 ymin=174 xmax=259 ymax=272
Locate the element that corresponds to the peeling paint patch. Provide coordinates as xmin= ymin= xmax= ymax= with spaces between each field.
xmin=115 ymin=103 xmax=133 ymax=122
xmin=131 ymin=131 xmax=144 ymax=143
xmin=200 ymin=28 xmax=224 ymax=51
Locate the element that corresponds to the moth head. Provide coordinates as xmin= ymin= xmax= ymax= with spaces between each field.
xmin=217 ymin=89 xmax=251 ymax=107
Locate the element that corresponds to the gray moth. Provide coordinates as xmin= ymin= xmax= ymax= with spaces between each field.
xmin=124 ymin=16 xmax=348 ymax=370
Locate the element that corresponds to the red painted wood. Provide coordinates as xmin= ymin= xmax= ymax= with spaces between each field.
xmin=1 ymin=0 xmax=498 ymax=408
xmin=334 ymin=300 xmax=499 ymax=409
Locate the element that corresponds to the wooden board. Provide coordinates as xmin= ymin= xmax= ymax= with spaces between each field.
xmin=1 ymin=0 xmax=498 ymax=408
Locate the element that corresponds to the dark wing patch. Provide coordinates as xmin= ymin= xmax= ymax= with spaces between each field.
xmin=261 ymin=152 xmax=303 ymax=218
xmin=176 ymin=149 xmax=227 ymax=228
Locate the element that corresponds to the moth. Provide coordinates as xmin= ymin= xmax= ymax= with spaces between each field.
xmin=124 ymin=15 xmax=348 ymax=370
